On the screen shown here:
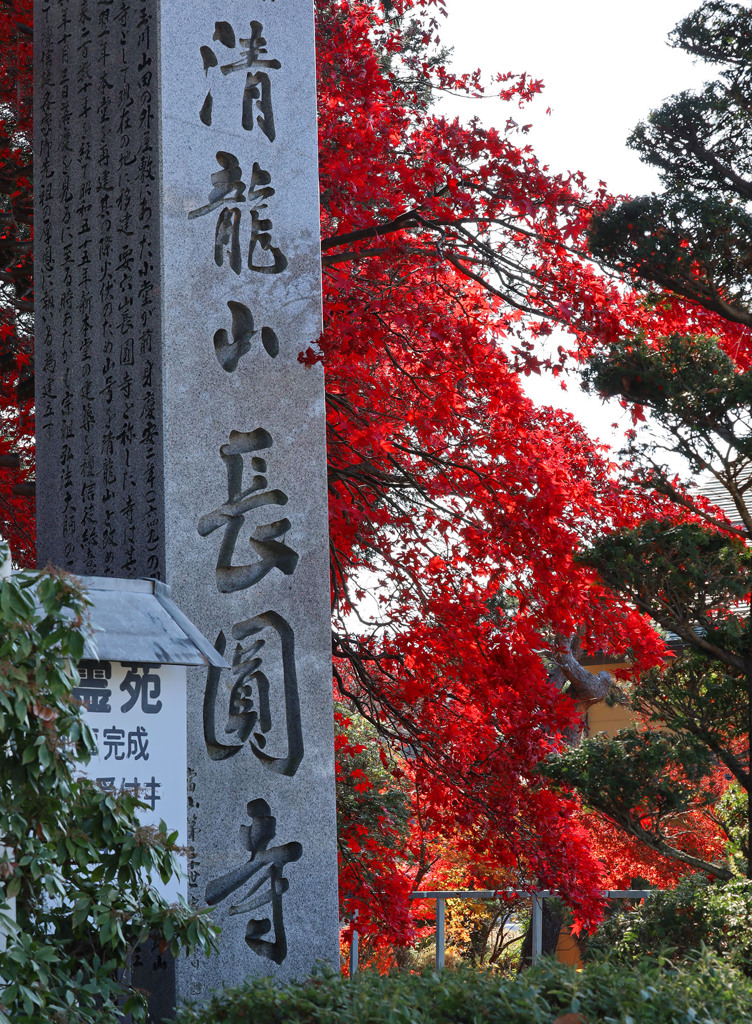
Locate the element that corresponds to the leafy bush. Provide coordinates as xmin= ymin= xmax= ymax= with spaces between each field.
xmin=582 ymin=874 xmax=752 ymax=974
xmin=0 ymin=554 xmax=218 ymax=1023
xmin=175 ymin=952 xmax=752 ymax=1024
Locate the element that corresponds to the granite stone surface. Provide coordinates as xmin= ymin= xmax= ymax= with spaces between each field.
xmin=35 ymin=0 xmax=164 ymax=578
xmin=34 ymin=0 xmax=339 ymax=1004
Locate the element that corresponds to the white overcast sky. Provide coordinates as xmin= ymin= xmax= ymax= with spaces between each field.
xmin=438 ymin=0 xmax=709 ymax=447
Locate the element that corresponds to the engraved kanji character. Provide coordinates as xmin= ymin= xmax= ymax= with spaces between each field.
xmin=214 ymin=207 xmax=242 ymax=274
xmin=242 ymin=160 xmax=285 ymax=273
xmin=187 ymin=152 xmax=247 ymax=220
xmin=127 ymin=726 xmax=150 ymax=761
xmin=248 ymin=204 xmax=288 ymax=275
xmin=197 ymin=430 xmax=298 ymax=593
xmin=204 ymin=612 xmax=303 ymax=776
xmin=213 ymin=300 xmax=279 ymax=372
xmin=205 ymin=799 xmax=302 ymax=964
xmin=189 ymin=155 xmax=286 ymax=276
xmin=102 ymin=726 xmax=126 ymax=761
xmin=120 ymin=664 xmax=163 ymax=715
xmin=200 ymin=20 xmax=281 ymax=141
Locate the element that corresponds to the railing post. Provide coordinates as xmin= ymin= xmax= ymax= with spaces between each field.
xmin=435 ymin=897 xmax=445 ymax=969
xmin=532 ymin=891 xmax=543 ymax=963
xmin=349 ymin=909 xmax=359 ymax=978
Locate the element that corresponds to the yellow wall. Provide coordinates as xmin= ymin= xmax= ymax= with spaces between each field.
xmin=555 ymin=922 xmax=583 ymax=968
xmin=584 ymin=699 xmax=635 ymax=738
xmin=582 ymin=662 xmax=636 ymax=738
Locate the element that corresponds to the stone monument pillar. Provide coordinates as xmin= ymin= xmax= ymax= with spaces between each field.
xmin=34 ymin=0 xmax=339 ymax=999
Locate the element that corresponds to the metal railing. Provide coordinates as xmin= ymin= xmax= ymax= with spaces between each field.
xmin=349 ymin=888 xmax=655 ymax=976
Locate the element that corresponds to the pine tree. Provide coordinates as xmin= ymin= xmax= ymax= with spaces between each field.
xmin=546 ymin=1 xmax=752 ymax=880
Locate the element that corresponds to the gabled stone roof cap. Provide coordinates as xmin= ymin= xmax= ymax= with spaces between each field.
xmin=70 ymin=576 xmax=228 ymax=668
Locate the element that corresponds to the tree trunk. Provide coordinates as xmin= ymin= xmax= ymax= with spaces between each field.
xmin=519 ymin=897 xmax=564 ymax=968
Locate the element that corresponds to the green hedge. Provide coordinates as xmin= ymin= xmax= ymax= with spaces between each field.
xmin=582 ymin=876 xmax=752 ymax=975
xmin=175 ymin=952 xmax=752 ymax=1024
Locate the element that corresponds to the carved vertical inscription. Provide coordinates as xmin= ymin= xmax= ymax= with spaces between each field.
xmin=187 ymin=10 xmax=314 ymax=969
xmin=35 ymin=0 xmax=165 ymax=577
xmin=35 ymin=0 xmax=340 ymax=995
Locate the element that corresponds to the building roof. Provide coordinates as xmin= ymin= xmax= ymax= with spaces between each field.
xmin=69 ymin=576 xmax=228 ymax=668
xmin=695 ymin=470 xmax=752 ymax=529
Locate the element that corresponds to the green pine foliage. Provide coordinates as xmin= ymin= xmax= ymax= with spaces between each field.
xmin=552 ymin=0 xmax=752 ymax=881
xmin=588 ymin=1 xmax=752 ymax=327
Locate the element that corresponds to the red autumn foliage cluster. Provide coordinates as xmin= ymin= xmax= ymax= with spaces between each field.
xmin=0 ymin=0 xmax=34 ymax=566
xmin=0 ymin=0 xmax=733 ymax=953
xmin=314 ymin=0 xmax=677 ymax=938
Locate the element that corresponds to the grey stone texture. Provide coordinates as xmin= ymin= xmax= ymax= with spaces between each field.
xmin=34 ymin=0 xmax=339 ymax=1001
xmin=35 ymin=0 xmax=164 ymax=578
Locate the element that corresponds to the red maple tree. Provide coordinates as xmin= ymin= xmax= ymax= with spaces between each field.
xmin=0 ymin=0 xmax=33 ymax=567
xmin=0 ymin=0 xmax=708 ymax=948
xmin=314 ymin=0 xmax=675 ymax=939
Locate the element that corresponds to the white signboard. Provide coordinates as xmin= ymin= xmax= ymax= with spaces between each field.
xmin=75 ymin=660 xmax=187 ymax=903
